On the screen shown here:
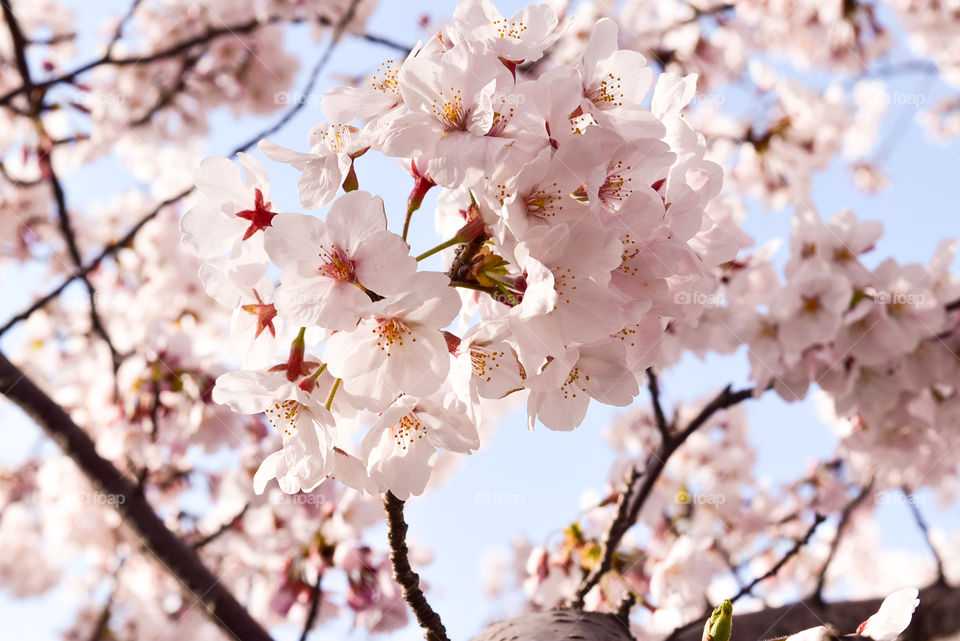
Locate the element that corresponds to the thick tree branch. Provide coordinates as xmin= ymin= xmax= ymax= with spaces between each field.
xmin=670 ymin=581 xmax=960 ymax=641
xmin=570 ymin=384 xmax=756 ymax=608
xmin=383 ymin=492 xmax=449 ymax=641
xmin=0 ymin=351 xmax=273 ymax=641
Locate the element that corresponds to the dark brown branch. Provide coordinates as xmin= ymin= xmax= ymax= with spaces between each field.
xmin=104 ymin=0 xmax=143 ymax=59
xmin=0 ymin=187 xmax=191 ymax=337
xmin=815 ymin=482 xmax=874 ymax=600
xmin=570 ymin=384 xmax=757 ymax=608
xmin=127 ymin=51 xmax=203 ymax=128
xmin=903 ymin=486 xmax=948 ymax=586
xmin=670 ymin=581 xmax=960 ymax=641
xmin=0 ymin=351 xmax=273 ymax=641
xmin=730 ymin=513 xmax=827 ymax=603
xmin=0 ymin=0 xmax=357 ymax=338
xmin=298 ymin=575 xmax=323 ymax=641
xmin=192 ymin=503 xmax=249 ymax=549
xmin=614 ymin=591 xmax=636 ymax=628
xmin=383 ymin=492 xmax=449 ymax=641
xmin=645 ymin=368 xmax=671 ymax=440
xmin=0 ymin=14 xmax=410 ymax=108
xmin=2 ymin=0 xmax=122 ymax=369
xmin=1 ymin=1 xmax=34 ymax=107
xmin=43 ymin=151 xmax=123 ymax=370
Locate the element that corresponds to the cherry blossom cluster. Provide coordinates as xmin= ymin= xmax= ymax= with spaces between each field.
xmin=661 ymin=206 xmax=960 ymax=492
xmin=183 ymin=0 xmax=739 ymax=500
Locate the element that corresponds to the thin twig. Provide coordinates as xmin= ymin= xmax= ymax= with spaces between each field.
xmin=0 ymin=13 xmax=410 ymax=108
xmin=0 ymin=0 xmax=360 ymax=338
xmin=903 ymin=485 xmax=948 ymax=586
xmin=192 ymin=503 xmax=250 ymax=549
xmin=570 ymin=384 xmax=756 ymax=608
xmin=104 ymin=0 xmax=144 ymax=59
xmin=383 ymin=492 xmax=449 ymax=641
xmin=814 ymin=481 xmax=874 ymax=600
xmin=298 ymin=575 xmax=323 ymax=641
xmin=0 ymin=188 xmax=190 ymax=337
xmin=646 ymin=367 xmax=672 ymax=440
xmin=2 ymin=0 xmax=122 ymax=369
xmin=730 ymin=514 xmax=827 ymax=603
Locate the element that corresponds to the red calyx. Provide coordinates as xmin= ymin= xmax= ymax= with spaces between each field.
xmin=235 ymin=188 xmax=278 ymax=240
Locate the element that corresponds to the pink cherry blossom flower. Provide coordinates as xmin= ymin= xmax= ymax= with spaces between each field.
xmin=453 ymin=0 xmax=561 ymax=64
xmin=362 ymin=394 xmax=480 ymax=499
xmin=259 ymin=123 xmax=369 ymax=210
xmin=265 ymin=191 xmax=416 ymax=331
xmin=526 ymin=340 xmax=638 ymax=430
xmin=180 ymin=153 xmax=276 ymax=259
xmin=323 ymin=272 xmax=461 ymax=409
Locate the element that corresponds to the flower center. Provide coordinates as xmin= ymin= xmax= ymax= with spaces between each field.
xmin=560 ymin=366 xmax=588 ymax=399
xmin=493 ymin=17 xmax=528 ymax=39
xmin=433 ymin=89 xmax=469 ymax=131
xmin=374 ymin=318 xmax=413 ymax=355
xmin=526 ymin=182 xmax=564 ymax=219
xmin=470 ymin=345 xmax=506 ymax=382
xmin=391 ymin=414 xmax=425 ymax=450
xmin=318 ymin=245 xmax=356 ymax=282
xmin=599 ymin=159 xmax=633 ymax=205
xmin=266 ymin=399 xmax=300 ymax=437
xmin=371 ymin=59 xmax=400 ymax=96
xmin=587 ymin=72 xmax=625 ymax=109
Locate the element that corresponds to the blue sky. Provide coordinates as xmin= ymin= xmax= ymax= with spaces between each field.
xmin=2 ymin=1 xmax=960 ymax=640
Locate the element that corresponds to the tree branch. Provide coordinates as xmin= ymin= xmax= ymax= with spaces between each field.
xmin=0 ymin=0 xmax=359 ymax=339
xmin=0 ymin=351 xmax=273 ymax=641
xmin=0 ymin=13 xmax=409 ymax=108
xmin=297 ymin=574 xmax=322 ymax=641
xmin=814 ymin=482 xmax=874 ymax=600
xmin=730 ymin=513 xmax=827 ymax=603
xmin=2 ymin=0 xmax=122 ymax=369
xmin=383 ymin=491 xmax=449 ymax=641
xmin=570 ymin=384 xmax=756 ymax=608
xmin=670 ymin=581 xmax=960 ymax=641
xmin=903 ymin=486 xmax=948 ymax=586
xmin=191 ymin=503 xmax=249 ymax=549
xmin=646 ymin=367 xmax=671 ymax=440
